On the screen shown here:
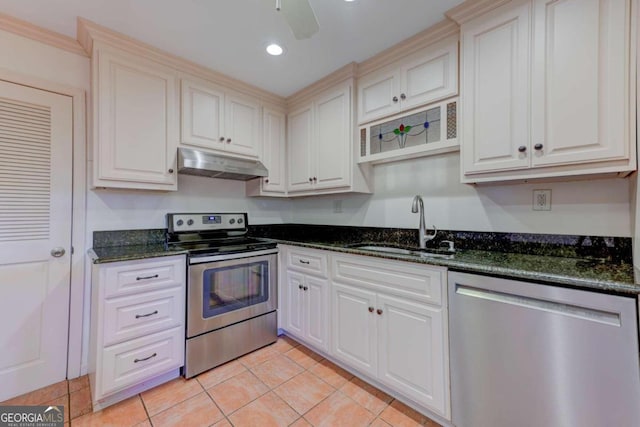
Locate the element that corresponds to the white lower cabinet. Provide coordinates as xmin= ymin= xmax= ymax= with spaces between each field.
xmin=279 ymin=245 xmax=450 ymax=420
xmin=90 ymin=255 xmax=186 ymax=410
xmin=281 ymin=247 xmax=330 ymax=352
xmin=331 ymin=280 xmax=449 ymax=418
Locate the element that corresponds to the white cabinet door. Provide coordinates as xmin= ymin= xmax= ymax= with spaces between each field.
xmin=261 ymin=108 xmax=287 ymax=193
xmin=530 ymin=0 xmax=630 ymax=167
xmin=95 ymin=47 xmax=178 ymax=189
xmin=314 ymin=84 xmax=351 ymax=190
xmin=285 ymin=271 xmax=305 ymax=337
xmin=287 ymin=104 xmax=314 ymax=192
xmin=225 ymin=92 xmax=261 ymax=158
xmin=305 ymin=276 xmax=329 ymax=351
xmin=400 ymin=41 xmax=458 ymax=112
xmin=377 ymin=294 xmax=448 ymax=418
xmin=181 ymin=79 xmax=225 ymax=150
xmin=332 ymin=283 xmax=377 ymax=378
xmin=358 ymin=67 xmax=401 ymax=124
xmin=461 ymin=2 xmax=531 ymax=174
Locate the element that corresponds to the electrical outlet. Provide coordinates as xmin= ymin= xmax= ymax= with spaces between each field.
xmin=333 ymin=200 xmax=343 ymax=213
xmin=532 ymin=189 xmax=551 ymax=211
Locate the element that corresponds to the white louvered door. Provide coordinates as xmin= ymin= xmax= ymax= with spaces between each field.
xmin=0 ymin=80 xmax=72 ymax=401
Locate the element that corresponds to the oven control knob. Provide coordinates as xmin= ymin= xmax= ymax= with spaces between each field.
xmin=187 ymin=219 xmax=194 ymax=226
xmin=176 ymin=219 xmax=184 ymax=226
xmin=238 ymin=218 xmax=243 ymax=224
xmin=229 ymin=219 xmax=236 ymax=224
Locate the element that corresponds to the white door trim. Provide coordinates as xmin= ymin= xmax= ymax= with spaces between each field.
xmin=0 ymin=67 xmax=87 ymax=379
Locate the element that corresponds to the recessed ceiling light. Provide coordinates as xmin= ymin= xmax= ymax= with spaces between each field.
xmin=266 ymin=44 xmax=284 ymax=56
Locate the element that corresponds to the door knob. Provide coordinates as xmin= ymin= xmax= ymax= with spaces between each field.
xmin=50 ymin=247 xmax=66 ymax=257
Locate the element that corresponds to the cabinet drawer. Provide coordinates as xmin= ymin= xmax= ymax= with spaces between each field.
xmin=100 ymin=327 xmax=184 ymax=397
xmin=103 ymin=255 xmax=185 ymax=298
xmin=285 ymin=248 xmax=329 ymax=278
xmin=103 ymin=286 xmax=184 ymax=346
xmin=332 ymin=254 xmax=445 ymax=306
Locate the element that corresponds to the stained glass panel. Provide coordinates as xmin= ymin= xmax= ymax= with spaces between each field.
xmin=369 ymin=106 xmax=441 ymax=155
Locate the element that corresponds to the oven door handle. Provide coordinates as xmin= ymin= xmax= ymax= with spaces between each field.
xmin=189 ymin=248 xmax=279 ymax=264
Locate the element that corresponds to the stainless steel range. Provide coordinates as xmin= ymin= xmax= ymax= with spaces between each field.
xmin=166 ymin=212 xmax=278 ymax=378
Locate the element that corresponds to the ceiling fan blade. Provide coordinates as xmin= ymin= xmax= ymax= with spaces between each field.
xmin=280 ymin=0 xmax=319 ymax=40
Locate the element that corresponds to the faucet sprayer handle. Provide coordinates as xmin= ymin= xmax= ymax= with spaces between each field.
xmin=424 ymin=225 xmax=437 ymax=242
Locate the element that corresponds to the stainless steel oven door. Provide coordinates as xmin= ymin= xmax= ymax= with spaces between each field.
xmin=187 ymin=252 xmax=277 ymax=338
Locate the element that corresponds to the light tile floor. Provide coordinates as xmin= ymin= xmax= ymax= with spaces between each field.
xmin=5 ymin=336 xmax=443 ymax=426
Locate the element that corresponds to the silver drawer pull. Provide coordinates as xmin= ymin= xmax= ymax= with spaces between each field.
xmin=299 ymin=260 xmax=310 ymax=265
xmin=136 ymin=274 xmax=159 ymax=281
xmin=135 ymin=310 xmax=158 ymax=319
xmin=134 ymin=352 xmax=157 ymax=363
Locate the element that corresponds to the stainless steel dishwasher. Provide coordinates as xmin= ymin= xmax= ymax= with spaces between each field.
xmin=449 ymin=272 xmax=640 ymax=427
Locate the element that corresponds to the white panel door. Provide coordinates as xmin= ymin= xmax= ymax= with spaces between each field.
xmin=305 ymin=276 xmax=329 ymax=351
xmin=0 ymin=81 xmax=72 ymax=401
xmin=287 ymin=104 xmax=313 ymax=192
xmin=181 ymin=79 xmax=225 ymax=150
xmin=331 ymin=283 xmax=377 ymax=378
xmin=284 ymin=271 xmax=305 ymax=337
xmin=461 ymin=1 xmax=531 ymax=174
xmin=224 ymin=93 xmax=261 ymax=158
xmin=400 ymin=41 xmax=459 ymax=112
xmin=261 ymin=108 xmax=286 ymax=193
xmin=377 ymin=294 xmax=448 ymax=417
xmin=96 ymin=48 xmax=177 ymax=188
xmin=357 ymin=67 xmax=401 ymax=124
xmin=531 ymin=0 xmax=630 ymax=166
xmin=314 ymin=84 xmax=351 ymax=190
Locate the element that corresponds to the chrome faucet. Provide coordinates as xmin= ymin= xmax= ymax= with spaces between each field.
xmin=411 ymin=195 xmax=437 ymax=248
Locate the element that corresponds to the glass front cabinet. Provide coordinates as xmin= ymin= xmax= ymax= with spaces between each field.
xmin=358 ymin=98 xmax=459 ymax=164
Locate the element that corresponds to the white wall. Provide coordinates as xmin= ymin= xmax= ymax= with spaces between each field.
xmin=86 ymin=174 xmax=292 ymax=233
xmin=290 ymin=153 xmax=632 ymax=237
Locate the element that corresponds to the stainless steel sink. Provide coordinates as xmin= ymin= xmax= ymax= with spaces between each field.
xmin=348 ymin=244 xmax=454 ymax=259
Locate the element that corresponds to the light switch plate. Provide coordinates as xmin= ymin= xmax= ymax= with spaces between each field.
xmin=533 ymin=189 xmax=551 ymax=211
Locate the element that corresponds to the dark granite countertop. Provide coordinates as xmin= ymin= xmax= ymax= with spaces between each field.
xmin=269 ymin=239 xmax=639 ymax=295
xmin=89 ymin=244 xmax=188 ymax=264
xmin=88 ymin=225 xmax=639 ymax=295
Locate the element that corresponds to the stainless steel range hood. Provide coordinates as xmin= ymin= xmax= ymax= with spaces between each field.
xmin=177 ymin=147 xmax=268 ymax=181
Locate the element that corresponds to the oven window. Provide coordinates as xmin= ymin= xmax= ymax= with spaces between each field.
xmin=202 ymin=261 xmax=269 ymax=318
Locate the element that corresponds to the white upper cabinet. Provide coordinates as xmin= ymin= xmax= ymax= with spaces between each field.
xmin=358 ymin=37 xmax=459 ymax=125
xmin=530 ymin=0 xmax=630 ymax=167
xmin=180 ymin=79 xmax=225 ymax=150
xmin=181 ymin=78 xmax=261 ymax=159
xmin=286 ymin=78 xmax=370 ymax=196
xmin=287 ymin=103 xmax=314 ymax=192
xmin=314 ymin=84 xmax=351 ymax=190
xmin=93 ymin=44 xmax=179 ymax=190
xmin=460 ymin=0 xmax=635 ymax=183
xmin=461 ymin=1 xmax=531 ymax=175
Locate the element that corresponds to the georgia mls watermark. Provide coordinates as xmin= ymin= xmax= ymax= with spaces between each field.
xmin=0 ymin=405 xmax=64 ymax=427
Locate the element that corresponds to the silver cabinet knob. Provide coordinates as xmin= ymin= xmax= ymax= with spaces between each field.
xmin=51 ymin=247 xmax=65 ymax=257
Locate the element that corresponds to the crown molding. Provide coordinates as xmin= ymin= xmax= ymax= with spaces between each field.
xmin=445 ymin=0 xmax=511 ymax=26
xmin=77 ymin=17 xmax=285 ymax=107
xmin=286 ymin=62 xmax=357 ymax=108
xmin=0 ymin=12 xmax=86 ymax=57
xmin=356 ymin=19 xmax=459 ymax=78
